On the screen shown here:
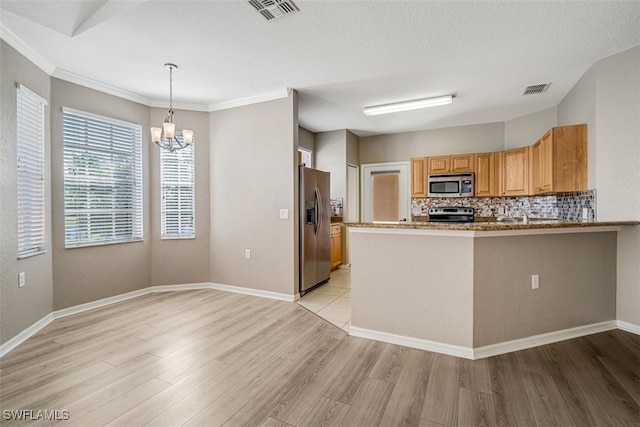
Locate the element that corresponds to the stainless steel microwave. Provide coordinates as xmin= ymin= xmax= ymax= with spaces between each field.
xmin=427 ymin=173 xmax=474 ymax=197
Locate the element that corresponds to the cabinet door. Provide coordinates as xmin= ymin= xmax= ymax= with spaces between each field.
xmin=474 ymin=152 xmax=496 ymax=196
xmin=427 ymin=156 xmax=450 ymax=174
xmin=410 ymin=158 xmax=427 ymax=197
xmin=500 ymin=147 xmax=529 ymax=196
xmin=553 ymin=124 xmax=587 ymax=192
xmin=532 ymin=131 xmax=553 ymax=194
xmin=450 ymin=154 xmax=474 ymax=173
xmin=330 ymin=225 xmax=342 ymax=270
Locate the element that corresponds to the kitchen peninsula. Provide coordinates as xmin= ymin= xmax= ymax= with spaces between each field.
xmin=345 ymin=220 xmax=639 ymax=359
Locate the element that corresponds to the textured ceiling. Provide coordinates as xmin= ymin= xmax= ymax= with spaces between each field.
xmin=1 ymin=0 xmax=639 ymax=137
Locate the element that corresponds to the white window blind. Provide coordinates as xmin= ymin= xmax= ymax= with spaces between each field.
xmin=299 ymin=148 xmax=312 ymax=168
xmin=161 ymin=140 xmax=195 ymax=238
xmin=63 ymin=108 xmax=143 ymax=247
xmin=17 ymin=84 xmax=47 ymax=258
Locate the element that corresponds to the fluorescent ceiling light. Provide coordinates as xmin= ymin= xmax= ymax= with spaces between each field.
xmin=363 ymin=95 xmax=454 ymax=116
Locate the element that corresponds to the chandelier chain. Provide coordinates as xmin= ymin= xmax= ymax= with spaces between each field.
xmin=169 ymin=65 xmax=173 ymax=112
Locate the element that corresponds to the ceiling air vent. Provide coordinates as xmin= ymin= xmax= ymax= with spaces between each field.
xmin=248 ymin=0 xmax=299 ymax=21
xmin=522 ymin=83 xmax=551 ymax=96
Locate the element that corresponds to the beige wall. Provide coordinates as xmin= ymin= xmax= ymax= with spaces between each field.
xmin=50 ymin=79 xmax=152 ymax=309
xmin=0 ymin=41 xmax=53 ymax=345
xmin=617 ymin=226 xmax=640 ymax=326
xmin=350 ymin=228 xmax=618 ymax=351
xmin=504 ymin=106 xmax=558 ymax=149
xmin=358 ymin=122 xmax=505 ymax=164
xmin=350 ymin=231 xmax=474 ymax=348
xmin=209 ymin=94 xmax=298 ymax=296
xmin=473 ymin=232 xmax=617 ymax=347
xmin=150 ymin=108 xmax=211 ymax=286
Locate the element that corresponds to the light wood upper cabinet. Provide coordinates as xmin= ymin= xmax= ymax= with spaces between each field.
xmin=427 ymin=154 xmax=473 ymax=174
xmin=410 ymin=157 xmax=428 ymax=198
xmin=450 ymin=154 xmax=474 ymax=173
xmin=474 ymin=152 xmax=498 ymax=197
xmin=500 ymin=147 xmax=530 ymax=196
xmin=427 ymin=156 xmax=450 ymax=174
xmin=531 ymin=124 xmax=587 ymax=195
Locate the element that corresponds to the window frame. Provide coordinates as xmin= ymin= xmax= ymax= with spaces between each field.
xmin=299 ymin=147 xmax=313 ymax=168
xmin=62 ymin=107 xmax=143 ymax=248
xmin=160 ymin=140 xmax=195 ymax=239
xmin=16 ymin=84 xmax=48 ymax=259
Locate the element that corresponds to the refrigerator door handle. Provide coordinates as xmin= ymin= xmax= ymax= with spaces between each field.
xmin=316 ymin=187 xmax=323 ymax=234
xmin=314 ymin=187 xmax=320 ymax=234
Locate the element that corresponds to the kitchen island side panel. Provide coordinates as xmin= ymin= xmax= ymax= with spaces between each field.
xmin=472 ymin=232 xmax=617 ymax=347
xmin=350 ymin=230 xmax=474 ymax=348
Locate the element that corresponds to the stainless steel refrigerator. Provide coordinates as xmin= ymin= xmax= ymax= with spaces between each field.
xmin=299 ymin=166 xmax=331 ymax=295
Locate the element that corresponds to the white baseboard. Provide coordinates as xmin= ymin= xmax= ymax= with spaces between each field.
xmin=53 ymin=288 xmax=152 ymax=320
xmin=617 ymin=320 xmax=640 ymax=335
xmin=349 ymin=326 xmax=474 ymax=359
xmin=0 ymin=282 xmax=296 ymax=358
xmin=472 ymin=320 xmax=618 ymax=359
xmin=350 ymin=320 xmax=620 ymax=360
xmin=0 ymin=313 xmax=54 ymax=358
xmin=209 ymin=282 xmax=296 ymax=302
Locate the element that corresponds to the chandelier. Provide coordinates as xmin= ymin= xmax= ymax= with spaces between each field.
xmin=150 ymin=63 xmax=193 ymax=152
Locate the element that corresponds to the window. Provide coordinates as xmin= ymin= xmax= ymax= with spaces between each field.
xmin=161 ymin=141 xmax=195 ymax=238
xmin=17 ymin=84 xmax=47 ymax=258
xmin=63 ymin=108 xmax=142 ymax=247
xmin=299 ymin=148 xmax=313 ymax=168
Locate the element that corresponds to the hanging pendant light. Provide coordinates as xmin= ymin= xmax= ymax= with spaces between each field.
xmin=150 ymin=63 xmax=193 ymax=152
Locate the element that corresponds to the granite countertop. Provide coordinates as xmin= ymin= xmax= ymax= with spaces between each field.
xmin=344 ymin=219 xmax=639 ymax=231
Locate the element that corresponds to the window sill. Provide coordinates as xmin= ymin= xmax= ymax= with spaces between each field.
xmin=65 ymin=238 xmax=143 ymax=249
xmin=17 ymin=250 xmax=47 ymax=260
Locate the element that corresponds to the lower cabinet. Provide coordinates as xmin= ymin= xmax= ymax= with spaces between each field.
xmin=330 ymin=224 xmax=343 ymax=271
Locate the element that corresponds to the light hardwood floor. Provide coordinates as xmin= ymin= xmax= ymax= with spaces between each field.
xmin=1 ymin=289 xmax=638 ymax=426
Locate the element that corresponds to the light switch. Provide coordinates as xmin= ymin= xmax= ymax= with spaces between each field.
xmin=280 ymin=209 xmax=289 ymax=219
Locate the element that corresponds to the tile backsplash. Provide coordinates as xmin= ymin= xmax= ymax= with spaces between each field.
xmin=330 ymin=198 xmax=343 ymax=216
xmin=411 ymin=190 xmax=596 ymax=221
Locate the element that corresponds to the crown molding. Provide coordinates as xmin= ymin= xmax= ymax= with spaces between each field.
xmin=148 ymin=99 xmax=210 ymax=112
xmin=51 ymin=68 xmax=154 ymax=106
xmin=2 ymin=24 xmax=291 ymax=113
xmin=208 ymin=87 xmax=292 ymax=111
xmin=0 ymin=22 xmax=56 ymax=75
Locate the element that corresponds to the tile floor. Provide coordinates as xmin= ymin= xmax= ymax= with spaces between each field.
xmin=297 ymin=267 xmax=351 ymax=331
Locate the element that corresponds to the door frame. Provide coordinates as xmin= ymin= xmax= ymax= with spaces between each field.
xmin=361 ymin=161 xmax=411 ymax=223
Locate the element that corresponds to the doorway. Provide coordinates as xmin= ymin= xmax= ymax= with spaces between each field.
xmin=361 ymin=162 xmax=410 ymax=223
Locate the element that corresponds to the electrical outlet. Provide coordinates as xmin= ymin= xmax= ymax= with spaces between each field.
xmin=18 ymin=272 xmax=26 ymax=288
xmin=531 ymin=274 xmax=539 ymax=289
xmin=245 ymin=249 xmax=251 ymax=259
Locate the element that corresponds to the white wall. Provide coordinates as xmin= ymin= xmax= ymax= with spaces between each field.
xmin=298 ymin=126 xmax=315 ymax=153
xmin=558 ymin=46 xmax=640 ymax=326
xmin=359 ymin=122 xmax=505 ymax=164
xmin=315 ymin=130 xmax=347 ymax=201
xmin=504 ymin=107 xmax=558 ymax=149
xmin=558 ymin=64 xmax=598 ymax=190
xmin=209 ymin=93 xmax=298 ymax=296
xmin=593 ymin=46 xmax=640 ymax=222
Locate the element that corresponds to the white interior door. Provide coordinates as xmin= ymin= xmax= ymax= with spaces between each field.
xmin=347 ymin=164 xmax=359 ymax=223
xmin=361 ymin=162 xmax=410 ymax=223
